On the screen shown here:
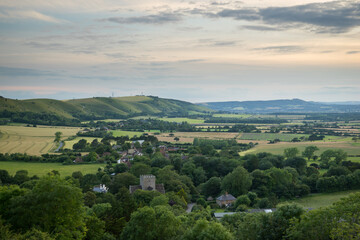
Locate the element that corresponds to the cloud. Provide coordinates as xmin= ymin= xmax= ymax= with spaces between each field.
xmin=241 ymin=25 xmax=279 ymax=31
xmin=25 ymin=41 xmax=67 ymax=50
xmin=102 ymin=12 xmax=182 ymax=24
xmin=259 ymin=1 xmax=360 ymax=33
xmin=347 ymin=51 xmax=360 ymax=54
xmin=253 ymin=45 xmax=305 ymax=54
xmin=0 ymin=66 xmax=54 ymax=77
xmin=213 ymin=41 xmax=236 ymax=46
xmin=217 ymin=8 xmax=260 ymax=21
xmin=0 ymin=9 xmax=67 ymax=23
xmin=195 ymin=1 xmax=360 ymax=34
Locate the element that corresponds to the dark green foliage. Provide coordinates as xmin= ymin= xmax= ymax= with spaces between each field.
xmin=287 ymin=193 xmax=360 ymax=240
xmin=1 ymin=176 xmax=86 ymax=239
xmin=284 ymin=157 xmax=307 ymax=175
xmin=108 ymin=172 xmax=138 ymax=194
xmin=182 ymin=219 xmax=234 ymax=240
xmin=221 ymin=166 xmax=252 ymax=197
xmin=121 ymin=206 xmax=180 ymax=240
xmin=201 ymin=177 xmax=222 ymax=197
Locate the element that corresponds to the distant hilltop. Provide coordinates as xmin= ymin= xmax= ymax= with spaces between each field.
xmin=196 ymin=98 xmax=360 ymax=113
xmin=0 ymin=95 xmax=212 ymax=123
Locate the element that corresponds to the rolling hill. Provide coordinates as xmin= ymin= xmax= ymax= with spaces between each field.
xmin=0 ymin=96 xmax=212 ymax=122
xmin=197 ymin=99 xmax=360 ymax=113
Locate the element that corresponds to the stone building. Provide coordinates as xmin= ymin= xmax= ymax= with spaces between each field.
xmin=129 ymin=174 xmax=165 ymax=194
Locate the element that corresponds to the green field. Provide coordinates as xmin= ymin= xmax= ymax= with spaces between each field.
xmin=110 ymin=130 xmax=144 ymax=138
xmin=212 ymin=114 xmax=252 ymax=118
xmin=283 ymin=190 xmax=360 ymax=209
xmin=238 ymin=133 xmax=308 ymax=142
xmin=0 ymin=161 xmax=106 ymax=177
xmin=0 ymin=125 xmax=81 ymax=155
xmin=240 ymin=141 xmax=360 ymax=156
xmin=158 ymin=117 xmax=205 ymax=124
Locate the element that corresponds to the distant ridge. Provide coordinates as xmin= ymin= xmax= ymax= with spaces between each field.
xmin=197 ymin=98 xmax=360 ymax=113
xmin=0 ymin=95 xmax=212 ymax=121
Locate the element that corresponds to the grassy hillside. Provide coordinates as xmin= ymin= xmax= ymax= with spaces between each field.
xmin=0 ymin=96 xmax=212 ymax=122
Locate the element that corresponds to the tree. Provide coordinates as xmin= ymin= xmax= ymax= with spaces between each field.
xmin=6 ymin=176 xmax=86 ymax=239
xmin=108 ymin=172 xmax=138 ymax=194
xmin=284 ymin=157 xmax=307 ymax=175
xmin=320 ymin=149 xmax=347 ymax=168
xmin=73 ymin=139 xmax=88 ymax=150
xmin=284 ymin=148 xmax=299 ymax=159
xmin=54 ymin=131 xmax=62 ymax=143
xmin=287 ymin=192 xmax=360 ymax=240
xmin=302 ymin=146 xmax=319 ymax=160
xmin=202 ymin=177 xmax=222 ymax=197
xmin=182 ymin=219 xmax=234 ymax=240
xmin=13 ymin=170 xmax=30 ymax=185
xmin=130 ymin=163 xmax=152 ymax=177
xmin=221 ymin=166 xmax=252 ymax=197
xmin=121 ymin=206 xmax=180 ymax=240
xmin=174 ymin=137 xmax=180 ymax=142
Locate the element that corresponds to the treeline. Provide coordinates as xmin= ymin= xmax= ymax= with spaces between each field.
xmin=305 ymin=112 xmax=360 ymax=121
xmin=0 ymin=110 xmax=81 ymax=126
xmin=205 ymin=117 xmax=288 ymax=124
xmin=119 ymin=119 xmax=197 ymax=132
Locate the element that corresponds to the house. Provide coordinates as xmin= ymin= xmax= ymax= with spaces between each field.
xmin=93 ymin=184 xmax=108 ymax=193
xmin=216 ymin=193 xmax=236 ymax=207
xmin=129 ymin=175 xmax=165 ymax=194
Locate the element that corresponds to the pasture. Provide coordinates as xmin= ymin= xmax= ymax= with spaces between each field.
xmin=283 ymin=190 xmax=360 ymax=209
xmin=0 ymin=125 xmax=81 ymax=155
xmin=212 ymin=114 xmax=252 ymax=118
xmin=110 ymin=130 xmax=144 ymax=138
xmin=238 ymin=133 xmax=309 ymax=142
xmin=0 ymin=161 xmax=105 ymax=177
xmin=156 ymin=131 xmax=239 ymax=143
xmin=157 ymin=117 xmax=205 ymax=124
xmin=239 ymin=141 xmax=360 ymax=156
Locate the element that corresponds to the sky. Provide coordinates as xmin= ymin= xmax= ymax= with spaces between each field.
xmin=0 ymin=0 xmax=359 ymax=103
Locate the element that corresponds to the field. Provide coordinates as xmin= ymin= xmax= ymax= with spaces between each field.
xmin=110 ymin=130 xmax=145 ymax=138
xmin=212 ymin=114 xmax=252 ymax=118
xmin=156 ymin=131 xmax=239 ymax=143
xmin=63 ymin=137 xmax=103 ymax=150
xmin=238 ymin=133 xmax=309 ymax=142
xmin=283 ymin=190 xmax=360 ymax=209
xmin=0 ymin=161 xmax=106 ymax=177
xmin=158 ymin=117 xmax=205 ymax=124
xmin=239 ymin=141 xmax=360 ymax=157
xmin=0 ymin=125 xmax=82 ymax=155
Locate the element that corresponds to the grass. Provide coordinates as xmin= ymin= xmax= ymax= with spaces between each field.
xmin=240 ymin=141 xmax=360 ymax=156
xmin=212 ymin=114 xmax=252 ymax=118
xmin=283 ymin=190 xmax=360 ymax=209
xmin=158 ymin=117 xmax=205 ymax=124
xmin=0 ymin=161 xmax=106 ymax=177
xmin=238 ymin=133 xmax=308 ymax=142
xmin=0 ymin=125 xmax=81 ymax=155
xmin=110 ymin=130 xmax=144 ymax=138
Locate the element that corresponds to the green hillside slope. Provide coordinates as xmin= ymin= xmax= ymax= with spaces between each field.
xmin=0 ymin=96 xmax=212 ymax=123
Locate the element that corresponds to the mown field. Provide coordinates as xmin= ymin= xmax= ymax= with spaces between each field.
xmin=156 ymin=131 xmax=239 ymax=143
xmin=284 ymin=190 xmax=360 ymax=209
xmin=158 ymin=117 xmax=205 ymax=124
xmin=110 ymin=130 xmax=144 ymax=138
xmin=239 ymin=141 xmax=360 ymax=159
xmin=238 ymin=133 xmax=309 ymax=141
xmin=0 ymin=161 xmax=105 ymax=177
xmin=0 ymin=125 xmax=82 ymax=155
